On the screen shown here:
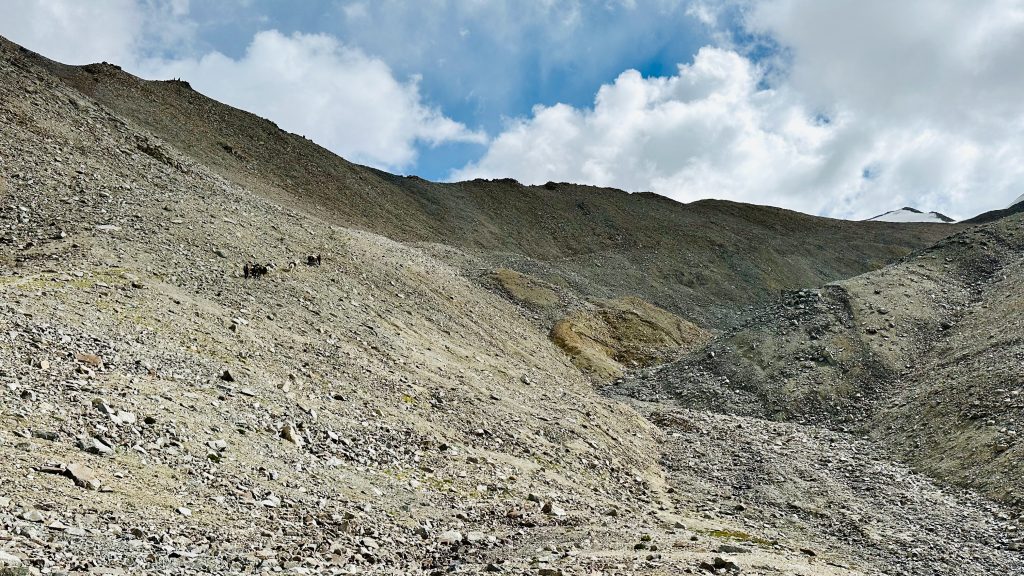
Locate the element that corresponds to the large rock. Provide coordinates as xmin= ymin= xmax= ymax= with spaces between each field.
xmin=66 ymin=462 xmax=101 ymax=491
xmin=280 ymin=422 xmax=304 ymax=447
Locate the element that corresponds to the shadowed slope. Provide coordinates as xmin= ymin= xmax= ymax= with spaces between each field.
xmin=637 ymin=212 xmax=1024 ymax=507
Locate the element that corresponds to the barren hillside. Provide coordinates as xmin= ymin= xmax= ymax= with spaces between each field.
xmin=630 ymin=209 xmax=1024 ymax=498
xmin=617 ymin=208 xmax=1024 ymax=560
xmin=1 ymin=35 xmax=1020 ymax=576
xmin=15 ymin=38 xmax=955 ymax=331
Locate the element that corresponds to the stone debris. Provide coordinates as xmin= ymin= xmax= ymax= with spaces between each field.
xmin=74 ymin=352 xmax=104 ymax=368
xmin=37 ymin=462 xmax=102 ymax=491
xmin=541 ymin=501 xmax=566 ymax=517
xmin=21 ymin=510 xmax=43 ymax=523
xmin=699 ymin=556 xmax=740 ymax=573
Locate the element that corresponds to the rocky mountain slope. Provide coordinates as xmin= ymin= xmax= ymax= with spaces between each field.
xmin=15 ymin=38 xmax=955 ymax=332
xmin=1 ymin=35 xmax=1020 ymax=576
xmin=1 ymin=38 xmax=668 ymax=575
xmin=615 ymin=206 xmax=1024 ymax=566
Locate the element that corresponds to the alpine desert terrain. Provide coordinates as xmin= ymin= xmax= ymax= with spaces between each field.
xmin=0 ymin=36 xmax=1021 ymax=576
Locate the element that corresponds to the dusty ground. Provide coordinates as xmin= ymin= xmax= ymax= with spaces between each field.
xmin=0 ymin=35 xmax=1020 ymax=576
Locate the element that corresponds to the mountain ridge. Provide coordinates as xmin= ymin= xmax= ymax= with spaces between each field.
xmin=5 ymin=34 xmax=958 ymax=331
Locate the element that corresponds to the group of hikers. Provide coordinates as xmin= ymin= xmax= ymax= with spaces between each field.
xmin=243 ymin=254 xmax=321 ymax=279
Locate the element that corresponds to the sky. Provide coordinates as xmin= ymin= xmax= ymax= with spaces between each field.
xmin=2 ymin=0 xmax=1023 ymax=220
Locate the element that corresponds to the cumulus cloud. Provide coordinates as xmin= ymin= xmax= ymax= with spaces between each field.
xmin=744 ymin=0 xmax=1024 ymax=217
xmin=747 ymin=0 xmax=1024 ymax=122
xmin=454 ymin=47 xmax=837 ymax=211
xmin=456 ymin=0 xmax=1024 ymax=219
xmin=139 ymin=31 xmax=485 ymax=170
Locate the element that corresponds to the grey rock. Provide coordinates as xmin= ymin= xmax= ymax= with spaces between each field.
xmin=0 ymin=550 xmax=22 ymax=567
xmin=66 ymin=462 xmax=102 ymax=490
xmin=541 ymin=501 xmax=565 ymax=517
xmin=716 ymin=544 xmax=750 ymax=554
xmin=437 ymin=530 xmax=462 ymax=545
xmin=77 ymin=435 xmax=113 ymax=455
xmin=112 ymin=410 xmax=136 ymax=425
xmin=280 ymin=422 xmax=303 ymax=447
xmin=21 ymin=510 xmax=44 ymax=522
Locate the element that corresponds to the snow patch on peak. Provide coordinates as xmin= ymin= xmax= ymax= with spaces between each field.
xmin=866 ymin=207 xmax=955 ymax=224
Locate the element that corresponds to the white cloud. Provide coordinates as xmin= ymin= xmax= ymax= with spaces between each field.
xmin=454 ymin=47 xmax=840 ymax=212
xmin=456 ymin=0 xmax=1024 ymax=219
xmin=139 ymin=31 xmax=485 ymax=170
xmin=342 ymin=2 xmax=369 ymax=21
xmin=0 ymin=0 xmax=145 ymax=65
xmin=685 ymin=1 xmax=719 ymax=26
xmin=746 ymin=0 xmax=1024 ymax=122
xmin=0 ymin=0 xmax=197 ymax=65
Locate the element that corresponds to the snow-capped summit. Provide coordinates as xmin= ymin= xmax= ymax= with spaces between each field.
xmin=866 ymin=207 xmax=955 ymax=223
xmin=1010 ymin=194 xmax=1024 ymax=208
